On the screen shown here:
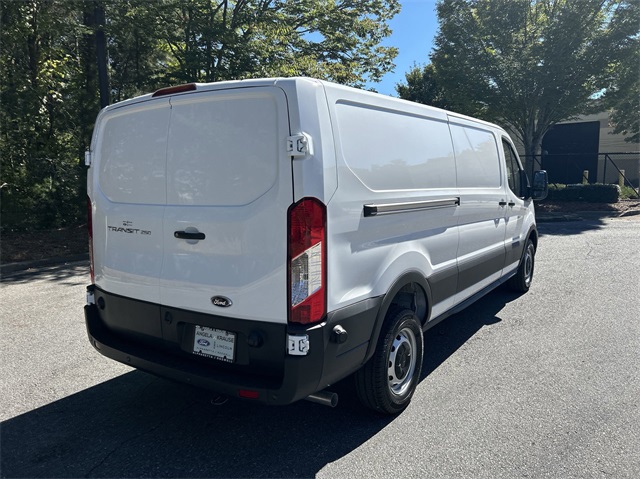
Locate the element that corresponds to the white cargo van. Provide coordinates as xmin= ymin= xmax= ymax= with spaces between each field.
xmin=84 ymin=78 xmax=548 ymax=414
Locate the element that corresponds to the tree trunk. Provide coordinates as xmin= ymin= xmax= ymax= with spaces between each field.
xmin=523 ymin=121 xmax=544 ymax=179
xmin=94 ymin=1 xmax=109 ymax=108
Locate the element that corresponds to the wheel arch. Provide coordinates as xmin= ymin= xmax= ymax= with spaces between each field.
xmin=528 ymin=225 xmax=538 ymax=250
xmin=361 ymin=271 xmax=432 ymax=365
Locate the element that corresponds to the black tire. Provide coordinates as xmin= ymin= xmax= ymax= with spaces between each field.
xmin=508 ymin=239 xmax=536 ymax=293
xmin=355 ymin=309 xmax=424 ymax=415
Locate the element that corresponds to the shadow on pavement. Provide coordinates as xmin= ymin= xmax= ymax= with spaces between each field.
xmin=421 ymin=288 xmax=520 ymax=378
xmin=1 ymin=370 xmax=393 ymax=478
xmin=0 ymin=262 xmax=88 ymax=286
xmin=537 ymin=215 xmax=610 ymax=237
xmin=1 ymin=288 xmax=521 ymax=479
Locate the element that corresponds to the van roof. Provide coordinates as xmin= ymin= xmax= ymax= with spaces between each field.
xmin=101 ymin=77 xmax=506 ymax=134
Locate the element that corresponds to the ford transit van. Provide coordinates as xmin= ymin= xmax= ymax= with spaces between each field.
xmin=84 ymin=78 xmax=548 ymax=414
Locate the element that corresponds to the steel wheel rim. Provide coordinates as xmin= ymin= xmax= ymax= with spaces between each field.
xmin=388 ymin=326 xmax=418 ymax=397
xmin=524 ymin=244 xmax=534 ymax=286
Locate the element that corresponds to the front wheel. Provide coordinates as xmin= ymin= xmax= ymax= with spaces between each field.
xmin=508 ymin=239 xmax=536 ymax=293
xmin=355 ymin=309 xmax=424 ymax=414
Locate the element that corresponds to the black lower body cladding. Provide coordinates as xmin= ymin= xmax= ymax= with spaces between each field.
xmin=84 ymin=286 xmax=382 ymax=405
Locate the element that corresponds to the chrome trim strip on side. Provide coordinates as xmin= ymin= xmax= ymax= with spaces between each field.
xmin=363 ymin=197 xmax=460 ymax=217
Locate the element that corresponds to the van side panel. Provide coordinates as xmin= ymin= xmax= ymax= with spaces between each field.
xmin=323 ymin=86 xmax=460 ymax=319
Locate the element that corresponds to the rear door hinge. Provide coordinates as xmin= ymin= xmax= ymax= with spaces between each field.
xmin=84 ymin=150 xmax=92 ymax=166
xmin=287 ymin=334 xmax=310 ymax=356
xmin=287 ymin=134 xmax=312 ymax=158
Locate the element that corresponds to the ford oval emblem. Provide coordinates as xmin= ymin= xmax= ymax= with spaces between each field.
xmin=211 ymin=296 xmax=233 ymax=308
xmin=197 ymin=339 xmax=210 ymax=347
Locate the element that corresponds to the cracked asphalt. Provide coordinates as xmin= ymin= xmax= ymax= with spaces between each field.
xmin=1 ymin=215 xmax=639 ymax=478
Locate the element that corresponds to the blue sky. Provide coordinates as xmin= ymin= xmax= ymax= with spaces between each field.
xmin=367 ymin=0 xmax=440 ymax=96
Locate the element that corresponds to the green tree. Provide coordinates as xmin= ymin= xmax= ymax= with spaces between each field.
xmin=1 ymin=0 xmax=88 ymax=230
xmin=106 ymin=0 xmax=171 ymax=101
xmin=396 ymin=63 xmax=451 ymax=109
xmin=606 ymin=56 xmax=640 ymax=145
xmin=149 ymin=0 xmax=400 ymax=87
xmin=1 ymin=0 xmax=401 ymax=233
xmin=410 ymin=0 xmax=638 ymax=163
xmin=603 ymin=0 xmax=640 ymax=144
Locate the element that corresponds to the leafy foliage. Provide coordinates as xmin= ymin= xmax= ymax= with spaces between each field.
xmin=1 ymin=0 xmax=400 ymax=232
xmin=546 ymin=183 xmax=621 ymax=203
xmin=399 ymin=0 xmax=638 ymax=163
xmin=395 ymin=63 xmax=451 ymax=109
xmin=131 ymin=0 xmax=400 ymax=88
xmin=1 ymin=1 xmax=89 ymax=231
xmin=602 ymin=1 xmax=640 ymax=144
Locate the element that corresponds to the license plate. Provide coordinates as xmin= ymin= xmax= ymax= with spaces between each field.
xmin=193 ymin=325 xmax=235 ymax=363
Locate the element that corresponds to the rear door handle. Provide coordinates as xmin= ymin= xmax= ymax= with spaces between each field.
xmin=508 ymin=201 xmax=516 ymax=207
xmin=174 ymin=231 xmax=205 ymax=240
xmin=499 ymin=201 xmax=507 ymax=206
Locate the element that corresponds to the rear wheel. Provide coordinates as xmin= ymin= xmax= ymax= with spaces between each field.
xmin=508 ymin=239 xmax=535 ymax=293
xmin=356 ymin=309 xmax=423 ymax=414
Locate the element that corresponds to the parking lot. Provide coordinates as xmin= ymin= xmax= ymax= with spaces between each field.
xmin=1 ymin=215 xmax=639 ymax=478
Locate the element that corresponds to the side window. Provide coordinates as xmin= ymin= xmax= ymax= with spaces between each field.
xmin=502 ymin=139 xmax=522 ymax=197
xmin=450 ymin=124 xmax=501 ymax=188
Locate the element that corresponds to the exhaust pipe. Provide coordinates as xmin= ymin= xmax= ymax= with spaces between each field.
xmin=305 ymin=390 xmax=338 ymax=408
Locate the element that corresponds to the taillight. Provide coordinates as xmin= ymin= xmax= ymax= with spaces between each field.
xmin=288 ymin=198 xmax=326 ymax=325
xmin=87 ymin=196 xmax=94 ymax=284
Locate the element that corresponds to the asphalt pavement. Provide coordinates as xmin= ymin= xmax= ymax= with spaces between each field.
xmin=1 ymin=215 xmax=639 ymax=478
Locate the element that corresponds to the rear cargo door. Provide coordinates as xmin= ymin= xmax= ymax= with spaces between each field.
xmin=93 ymin=99 xmax=170 ymax=304
xmin=160 ymin=87 xmax=292 ymax=323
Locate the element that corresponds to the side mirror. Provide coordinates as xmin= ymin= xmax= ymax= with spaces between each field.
xmin=532 ymin=170 xmax=548 ymax=201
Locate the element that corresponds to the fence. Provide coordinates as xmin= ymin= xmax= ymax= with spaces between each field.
xmin=522 ymin=152 xmax=640 ymax=197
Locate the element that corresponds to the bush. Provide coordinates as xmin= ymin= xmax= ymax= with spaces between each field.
xmin=546 ymin=183 xmax=620 ymax=203
xmin=620 ymin=185 xmax=640 ymax=200
xmin=546 ymin=184 xmax=578 ymax=202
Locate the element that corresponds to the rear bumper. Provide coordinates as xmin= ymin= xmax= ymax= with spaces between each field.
xmin=84 ymin=287 xmax=381 ymax=405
